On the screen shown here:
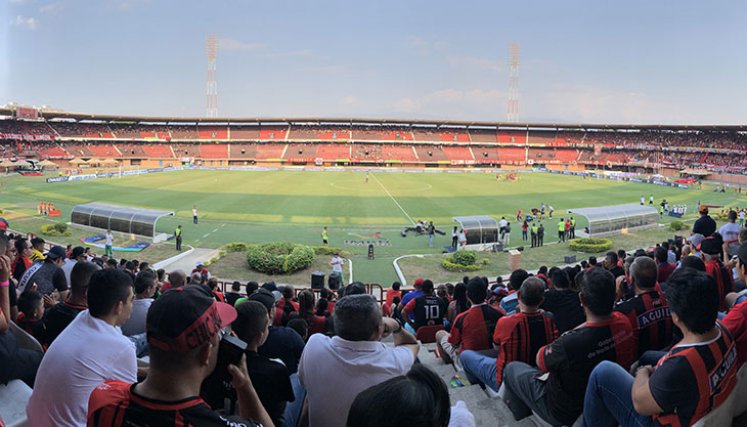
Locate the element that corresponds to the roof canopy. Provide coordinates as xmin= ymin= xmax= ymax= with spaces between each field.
xmin=71 ymin=202 xmax=174 ymax=239
xmin=453 ymin=215 xmax=499 ymax=245
xmin=567 ymin=204 xmax=659 ymax=236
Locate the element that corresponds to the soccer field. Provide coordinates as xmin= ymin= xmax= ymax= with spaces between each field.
xmin=1 ymin=169 xmax=742 ymax=284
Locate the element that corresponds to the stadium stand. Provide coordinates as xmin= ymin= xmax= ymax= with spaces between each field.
xmin=468 ymin=129 xmax=499 ymax=143
xmin=199 ymin=143 xmax=229 ymax=159
xmin=230 ymin=125 xmax=261 ymax=140
xmin=315 ymin=143 xmax=350 ymax=161
xmin=168 ymin=124 xmax=198 ymax=140
xmin=258 ymin=125 xmax=289 ymax=141
xmin=197 ymin=125 xmax=228 ymax=140
xmin=141 ymin=144 xmax=174 ymax=159
xmin=414 ymin=145 xmax=449 ymax=161
xmin=255 ymin=142 xmax=286 ymax=159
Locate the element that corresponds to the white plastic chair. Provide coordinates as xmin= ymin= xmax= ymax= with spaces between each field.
xmin=0 ymin=379 xmax=32 ymax=427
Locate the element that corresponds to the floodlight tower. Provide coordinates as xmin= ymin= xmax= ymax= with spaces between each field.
xmin=206 ymin=35 xmax=219 ymax=118
xmin=507 ymin=42 xmax=520 ymax=122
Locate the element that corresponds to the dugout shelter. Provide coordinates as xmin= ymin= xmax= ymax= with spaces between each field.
xmin=453 ymin=215 xmax=499 ymax=250
xmin=567 ymin=204 xmax=658 ymax=236
xmin=71 ymin=202 xmax=175 ymax=242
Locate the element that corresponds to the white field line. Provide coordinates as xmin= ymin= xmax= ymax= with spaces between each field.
xmin=370 ymin=173 xmax=415 ymax=225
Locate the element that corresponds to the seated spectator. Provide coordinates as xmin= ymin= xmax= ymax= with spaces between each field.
xmin=160 ymin=269 xmax=186 ymax=292
xmin=347 ymin=364 xmax=472 ymax=427
xmin=87 ymin=285 xmax=272 ymax=427
xmin=402 ymin=279 xmax=446 ymax=332
xmin=36 ymin=261 xmax=99 ymax=348
xmin=604 ymin=251 xmax=625 ymax=278
xmin=17 ymin=245 xmax=68 ymax=299
xmin=252 ymin=289 xmax=305 ymax=374
xmin=0 ymin=235 xmax=43 ymax=387
xmin=12 ymin=237 xmax=32 ymax=283
xmin=461 ymin=277 xmax=558 ymax=392
xmin=383 ymin=281 xmax=402 ymax=316
xmin=541 ymin=268 xmax=585 ymax=333
xmin=655 ymin=246 xmax=676 ymax=283
xmin=225 ymin=281 xmax=244 ymax=306
xmin=234 ymin=301 xmax=301 ymax=427
xmin=16 ymin=289 xmax=44 ymax=335
xmin=582 ymin=268 xmax=738 ymax=427
xmin=29 ymin=237 xmax=45 ymax=262
xmin=500 ymin=269 xmax=530 ymax=314
xmin=397 ymin=277 xmax=424 ymax=318
xmin=62 ymin=246 xmax=86 ymax=286
xmin=502 ymin=268 xmax=635 ymax=426
xmin=290 ymin=290 xmax=327 ymax=335
xmin=436 ymin=277 xmax=503 ymax=365
xmin=206 ymin=277 xmax=224 ymax=302
xmin=722 ymin=243 xmax=747 ymax=365
xmin=615 ymin=256 xmax=672 ymax=358
xmin=28 ymin=268 xmax=137 ymax=427
xmin=274 ymin=285 xmax=298 ymax=326
xmin=700 ymin=235 xmax=734 ymax=311
xmin=287 ymin=318 xmax=308 ymax=341
xmin=445 ymin=282 xmax=471 ymax=326
xmin=299 ymin=294 xmax=419 ymax=427
xmin=121 ymin=269 xmax=157 ymax=337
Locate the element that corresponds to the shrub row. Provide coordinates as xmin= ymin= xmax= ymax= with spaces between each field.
xmin=40 ymin=222 xmax=71 ymax=237
xmin=569 ymin=237 xmax=612 ymax=253
xmin=441 ymin=250 xmax=482 ymax=272
xmin=246 ymin=242 xmax=315 ymax=274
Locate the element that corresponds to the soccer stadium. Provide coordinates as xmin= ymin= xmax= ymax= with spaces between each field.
xmin=2 ymin=2 xmax=747 ymax=427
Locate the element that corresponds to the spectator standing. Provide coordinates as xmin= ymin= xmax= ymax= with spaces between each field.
xmin=299 ymin=294 xmax=419 ymax=427
xmin=604 ymin=251 xmax=625 ymax=278
xmin=451 ymin=226 xmax=459 ymax=249
xmin=655 ymin=246 xmax=676 ymax=283
xmin=537 ymin=223 xmax=545 ymax=246
xmin=330 ymin=251 xmax=344 ymax=284
xmin=700 ymin=236 xmax=734 ymax=311
xmin=62 ymin=246 xmax=86 ymax=288
xmin=192 ymin=205 xmax=198 ymax=224
xmin=225 ymin=281 xmax=244 ymax=306
xmin=28 ymin=269 xmax=137 ymax=427
xmin=692 ymin=205 xmax=717 ymax=237
xmin=104 ymin=229 xmax=113 ymax=257
xmin=720 ymin=210 xmax=742 ymax=257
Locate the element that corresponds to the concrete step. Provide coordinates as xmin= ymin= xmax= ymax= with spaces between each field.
xmin=468 ymin=397 xmax=543 ymax=427
xmin=448 ymin=384 xmax=489 ymax=403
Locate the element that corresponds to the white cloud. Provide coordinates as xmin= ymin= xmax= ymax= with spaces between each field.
xmin=407 ymin=36 xmax=449 ymax=54
xmin=218 ymin=37 xmax=265 ymax=51
xmin=14 ymin=15 xmax=38 ymax=30
xmin=449 ymin=55 xmax=502 ymax=73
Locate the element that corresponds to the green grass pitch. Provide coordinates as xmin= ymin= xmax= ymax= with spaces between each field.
xmin=1 ymin=169 xmax=742 ymax=284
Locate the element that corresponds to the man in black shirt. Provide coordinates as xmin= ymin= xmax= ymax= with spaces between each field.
xmin=88 ymin=285 xmax=271 ymax=427
xmin=224 ymin=281 xmax=244 ymax=306
xmin=252 ymin=289 xmax=306 ymax=373
xmin=604 ymin=251 xmax=625 ymax=278
xmin=692 ymin=205 xmax=717 ymax=237
xmin=234 ymin=301 xmax=301 ymax=427
xmin=17 ymin=245 xmax=68 ymax=298
xmin=541 ymin=268 xmax=584 ymax=333
xmin=402 ymin=280 xmax=446 ymax=331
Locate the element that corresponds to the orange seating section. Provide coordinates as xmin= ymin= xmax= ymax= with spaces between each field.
xmin=198 ymin=126 xmax=228 ymax=140
xmin=199 ymin=144 xmax=229 ymax=159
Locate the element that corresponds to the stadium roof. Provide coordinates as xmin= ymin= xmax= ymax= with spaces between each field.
xmin=25 ymin=110 xmax=747 ymax=132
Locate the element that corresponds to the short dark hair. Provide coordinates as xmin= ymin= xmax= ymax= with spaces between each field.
xmin=551 ymin=269 xmax=571 ymax=289
xmin=629 ymin=256 xmax=657 ymax=289
xmin=233 ymin=301 xmax=269 ymax=344
xmin=30 ymin=237 xmax=45 ymax=247
xmin=606 ymin=251 xmax=618 ymax=264
xmin=347 ymin=364 xmax=450 ymax=427
xmin=333 ymin=295 xmax=381 ymax=341
xmin=518 ymin=277 xmax=545 ymax=307
xmin=421 ymin=280 xmax=434 ymax=293
xmin=392 ymin=281 xmax=401 ymax=291
xmin=654 ymin=246 xmax=668 ymax=263
xmin=70 ymin=261 xmax=100 ymax=295
xmin=134 ymin=269 xmax=158 ymax=294
xmin=578 ymin=267 xmax=616 ymax=316
xmin=246 ymin=281 xmax=259 ymax=294
xmin=466 ymin=277 xmax=487 ymax=304
xmin=680 ymin=256 xmax=706 ymax=272
xmin=18 ymin=290 xmax=42 ymax=315
xmin=287 ymin=318 xmax=308 ymax=339
xmin=665 ymin=268 xmax=718 ymax=334
xmin=508 ymin=269 xmax=529 ymax=291
xmin=231 ymin=281 xmax=242 ymax=291
xmin=88 ymin=269 xmax=133 ymax=318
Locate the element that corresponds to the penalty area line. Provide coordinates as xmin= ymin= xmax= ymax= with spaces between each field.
xmin=370 ymin=173 xmax=415 ymax=225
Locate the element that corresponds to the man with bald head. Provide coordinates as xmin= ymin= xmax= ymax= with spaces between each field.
xmin=614 ymin=256 xmax=672 ymax=359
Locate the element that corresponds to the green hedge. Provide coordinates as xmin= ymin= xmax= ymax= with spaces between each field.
xmin=569 ymin=237 xmax=612 ymax=253
xmin=669 ymin=220 xmax=686 ymax=231
xmin=441 ymin=250 xmax=482 ymax=272
xmin=41 ymin=222 xmax=71 ymax=237
xmin=312 ymin=246 xmax=344 ymax=256
xmin=224 ymin=242 xmax=248 ymax=252
xmin=246 ymin=242 xmax=315 ymax=274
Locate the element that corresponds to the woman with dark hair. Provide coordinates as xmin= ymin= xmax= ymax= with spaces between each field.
xmin=347 ymin=365 xmax=454 ymax=427
xmin=291 ymin=290 xmax=327 ymax=335
xmin=446 ymin=282 xmax=470 ymax=325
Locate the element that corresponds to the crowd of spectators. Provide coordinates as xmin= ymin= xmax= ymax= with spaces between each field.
xmin=4 ymin=207 xmax=747 ymax=426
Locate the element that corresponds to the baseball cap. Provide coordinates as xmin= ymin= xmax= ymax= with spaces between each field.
xmin=45 ymin=245 xmax=67 ymax=260
xmin=688 ymin=233 xmax=705 ymax=248
xmin=698 ymin=237 xmax=722 ymax=256
xmin=248 ymin=288 xmax=276 ymax=311
xmin=146 ymin=284 xmax=237 ymax=353
xmin=413 ymin=277 xmax=425 ymax=288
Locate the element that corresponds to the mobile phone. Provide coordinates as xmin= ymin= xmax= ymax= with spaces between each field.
xmin=214 ymin=334 xmax=247 ymax=382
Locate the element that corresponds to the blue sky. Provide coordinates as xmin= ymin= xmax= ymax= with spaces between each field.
xmin=2 ymin=0 xmax=746 ymax=124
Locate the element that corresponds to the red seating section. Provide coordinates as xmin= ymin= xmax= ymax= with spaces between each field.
xmin=142 ymin=144 xmax=173 ymax=158
xmin=315 ymin=144 xmax=350 ymax=160
xmin=255 ymin=144 xmax=286 ymax=159
xmin=231 ymin=126 xmax=260 ymax=140
xmin=259 ymin=126 xmax=288 ymax=141
xmin=198 ymin=126 xmax=228 ymax=140
xmin=442 ymin=146 xmax=473 ymax=161
xmin=199 ymin=144 xmax=229 ymax=159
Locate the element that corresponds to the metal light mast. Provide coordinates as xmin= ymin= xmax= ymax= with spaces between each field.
xmin=507 ymin=42 xmax=520 ymax=122
xmin=206 ymin=35 xmax=219 ymax=118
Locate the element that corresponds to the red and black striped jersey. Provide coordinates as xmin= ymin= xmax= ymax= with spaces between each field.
xmin=615 ymin=290 xmax=673 ymax=358
xmin=88 ymin=380 xmax=263 ymax=427
xmin=705 ymin=259 xmax=734 ymax=311
xmin=537 ymin=311 xmax=635 ymax=426
xmin=448 ymin=303 xmax=504 ymax=353
xmin=493 ymin=310 xmax=558 ymax=387
xmin=652 ymin=322 xmax=737 ymax=427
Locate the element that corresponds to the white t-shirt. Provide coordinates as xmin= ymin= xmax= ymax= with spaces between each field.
xmin=27 ymin=310 xmax=137 ymax=427
xmin=299 ymin=334 xmax=415 ymax=427
xmin=121 ymin=298 xmax=153 ymax=336
xmin=720 ymin=222 xmax=742 ymax=255
xmin=331 ymin=256 xmax=343 ymax=273
xmin=105 ymin=232 xmax=113 ymax=246
xmin=61 ymin=258 xmax=77 ymax=288
xmin=498 ymin=219 xmax=507 ymax=229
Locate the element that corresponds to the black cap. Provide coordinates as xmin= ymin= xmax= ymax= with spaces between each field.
xmin=248 ymin=288 xmax=275 ymax=312
xmin=699 ymin=237 xmax=722 ymax=256
xmin=45 ymin=245 xmax=67 ymax=260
